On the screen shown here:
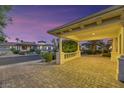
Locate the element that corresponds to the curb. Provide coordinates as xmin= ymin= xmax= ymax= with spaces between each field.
xmin=0 ymin=60 xmax=41 ymax=69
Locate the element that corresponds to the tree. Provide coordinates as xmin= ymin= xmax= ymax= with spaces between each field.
xmin=15 ymin=38 xmax=20 ymax=43
xmin=0 ymin=36 xmax=5 ymax=43
xmin=87 ymin=40 xmax=98 ymax=54
xmin=0 ymin=5 xmax=12 ymax=43
xmin=4 ymin=40 xmax=8 ymax=43
xmin=106 ymin=40 xmax=112 ymax=53
xmin=20 ymin=40 xmax=24 ymax=43
xmin=96 ymin=40 xmax=105 ymax=54
xmin=51 ymin=38 xmax=59 ymax=52
xmin=0 ymin=6 xmax=12 ymax=28
xmin=87 ymin=40 xmax=105 ymax=54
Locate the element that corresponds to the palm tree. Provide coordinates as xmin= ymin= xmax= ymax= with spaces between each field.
xmin=15 ymin=38 xmax=20 ymax=43
xmin=15 ymin=38 xmax=20 ymax=51
xmin=20 ymin=40 xmax=24 ymax=43
xmin=4 ymin=40 xmax=8 ymax=43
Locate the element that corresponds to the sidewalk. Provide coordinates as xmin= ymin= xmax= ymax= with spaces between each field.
xmin=0 ymin=54 xmax=38 ymax=58
xmin=0 ymin=59 xmax=41 ymax=69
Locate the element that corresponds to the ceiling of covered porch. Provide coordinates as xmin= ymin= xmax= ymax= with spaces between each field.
xmin=60 ymin=22 xmax=121 ymax=41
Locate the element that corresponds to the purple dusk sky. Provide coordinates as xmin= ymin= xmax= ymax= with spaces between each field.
xmin=4 ymin=5 xmax=112 ymax=43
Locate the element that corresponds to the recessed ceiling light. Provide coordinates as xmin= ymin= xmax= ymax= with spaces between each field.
xmin=92 ymin=33 xmax=95 ymax=35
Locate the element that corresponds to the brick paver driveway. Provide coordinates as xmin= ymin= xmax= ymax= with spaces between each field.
xmin=0 ymin=55 xmax=124 ymax=88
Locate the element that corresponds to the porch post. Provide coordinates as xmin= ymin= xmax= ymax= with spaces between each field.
xmin=116 ymin=24 xmax=124 ymax=81
xmin=121 ymin=26 xmax=124 ymax=55
xmin=112 ymin=38 xmax=117 ymax=52
xmin=118 ymin=25 xmax=124 ymax=56
xmin=56 ymin=38 xmax=64 ymax=64
xmin=111 ymin=38 xmax=118 ymax=62
xmin=117 ymin=35 xmax=121 ymax=55
xmin=77 ymin=42 xmax=81 ymax=57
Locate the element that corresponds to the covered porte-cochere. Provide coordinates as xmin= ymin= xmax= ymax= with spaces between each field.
xmin=48 ymin=6 xmax=124 ymax=80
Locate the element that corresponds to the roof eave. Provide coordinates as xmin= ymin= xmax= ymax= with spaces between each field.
xmin=48 ymin=5 xmax=123 ymax=34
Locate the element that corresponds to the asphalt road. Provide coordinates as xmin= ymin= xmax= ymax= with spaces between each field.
xmin=0 ymin=55 xmax=41 ymax=66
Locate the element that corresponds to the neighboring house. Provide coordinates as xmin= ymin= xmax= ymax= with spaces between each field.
xmin=0 ymin=42 xmax=37 ymax=52
xmin=81 ymin=43 xmax=90 ymax=51
xmin=42 ymin=44 xmax=54 ymax=52
xmin=81 ymin=43 xmax=101 ymax=51
xmin=37 ymin=41 xmax=54 ymax=52
xmin=0 ymin=41 xmax=54 ymax=53
xmin=37 ymin=41 xmax=46 ymax=50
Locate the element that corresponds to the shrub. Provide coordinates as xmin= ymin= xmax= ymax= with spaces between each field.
xmin=102 ymin=53 xmax=111 ymax=57
xmin=11 ymin=48 xmax=19 ymax=54
xmin=42 ymin=52 xmax=53 ymax=62
xmin=52 ymin=52 xmax=56 ymax=60
xmin=62 ymin=40 xmax=78 ymax=53
xmin=83 ymin=50 xmax=92 ymax=55
xmin=19 ymin=51 xmax=26 ymax=55
xmin=0 ymin=36 xmax=5 ymax=43
xmin=30 ymin=48 xmax=35 ymax=52
xmin=40 ymin=52 xmax=45 ymax=57
xmin=35 ymin=49 xmax=41 ymax=54
xmin=95 ymin=50 xmax=101 ymax=54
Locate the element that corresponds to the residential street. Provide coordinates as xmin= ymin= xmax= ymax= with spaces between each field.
xmin=0 ymin=55 xmax=41 ymax=66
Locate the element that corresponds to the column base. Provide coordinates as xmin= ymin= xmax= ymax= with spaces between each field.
xmin=111 ymin=52 xmax=119 ymax=62
xmin=56 ymin=52 xmax=64 ymax=64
